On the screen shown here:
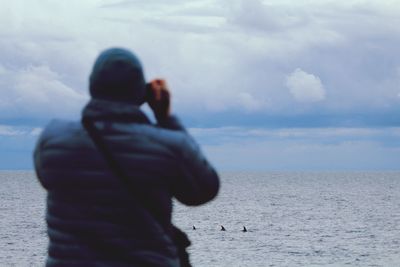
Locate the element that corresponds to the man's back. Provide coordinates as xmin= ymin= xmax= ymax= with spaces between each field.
xmin=34 ymin=84 xmax=219 ymax=266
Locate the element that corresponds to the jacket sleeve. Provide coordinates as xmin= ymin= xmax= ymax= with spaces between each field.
xmin=33 ymin=129 xmax=46 ymax=188
xmin=160 ymin=115 xmax=220 ymax=206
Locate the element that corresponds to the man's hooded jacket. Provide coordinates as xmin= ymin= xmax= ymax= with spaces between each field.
xmin=34 ymin=48 xmax=220 ymax=267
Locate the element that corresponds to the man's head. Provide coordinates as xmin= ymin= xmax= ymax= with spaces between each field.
xmin=89 ymin=48 xmax=146 ymax=105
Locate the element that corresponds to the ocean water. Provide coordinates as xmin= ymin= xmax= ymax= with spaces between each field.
xmin=1 ymin=171 xmax=400 ymax=266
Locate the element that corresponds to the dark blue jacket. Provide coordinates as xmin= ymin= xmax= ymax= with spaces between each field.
xmin=34 ymin=99 xmax=219 ymax=266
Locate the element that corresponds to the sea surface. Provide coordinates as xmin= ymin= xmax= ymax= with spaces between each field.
xmin=1 ymin=171 xmax=400 ymax=266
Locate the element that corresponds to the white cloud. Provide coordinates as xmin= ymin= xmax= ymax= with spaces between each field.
xmin=0 ymin=64 xmax=87 ymax=119
xmin=0 ymin=125 xmax=25 ymax=136
xmin=237 ymin=92 xmax=266 ymax=111
xmin=286 ymin=68 xmax=326 ymax=103
xmin=0 ymin=64 xmax=6 ymax=75
xmin=0 ymin=0 xmax=399 ymax=120
xmin=0 ymin=125 xmax=42 ymax=137
xmin=30 ymin=128 xmax=43 ymax=136
xmin=227 ymin=0 xmax=306 ymax=32
xmin=200 ymin=91 xmax=267 ymax=112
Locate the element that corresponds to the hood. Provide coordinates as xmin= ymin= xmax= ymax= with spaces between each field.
xmin=89 ymin=48 xmax=146 ymax=105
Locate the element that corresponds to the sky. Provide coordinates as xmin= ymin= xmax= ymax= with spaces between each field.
xmin=0 ymin=0 xmax=399 ymax=170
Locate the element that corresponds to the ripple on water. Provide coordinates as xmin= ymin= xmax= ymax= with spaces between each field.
xmin=1 ymin=171 xmax=400 ymax=266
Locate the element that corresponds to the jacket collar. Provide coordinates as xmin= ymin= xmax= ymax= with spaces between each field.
xmin=82 ymin=99 xmax=151 ymax=124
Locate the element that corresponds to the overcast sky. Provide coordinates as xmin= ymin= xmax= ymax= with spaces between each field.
xmin=0 ymin=0 xmax=399 ymax=170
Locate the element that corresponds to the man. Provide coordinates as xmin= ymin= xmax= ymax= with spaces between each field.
xmin=34 ymin=48 xmax=220 ymax=266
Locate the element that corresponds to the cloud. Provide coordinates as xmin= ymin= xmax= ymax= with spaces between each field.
xmin=30 ymin=128 xmax=43 ymax=136
xmin=227 ymin=0 xmax=307 ymax=32
xmin=0 ymin=125 xmax=42 ymax=137
xmin=237 ymin=92 xmax=266 ymax=111
xmin=204 ymin=139 xmax=400 ymax=171
xmin=0 ymin=125 xmax=41 ymax=169
xmin=0 ymin=64 xmax=87 ymax=119
xmin=0 ymin=125 xmax=25 ymax=136
xmin=189 ymin=126 xmax=400 ymax=143
xmin=286 ymin=68 xmax=326 ymax=103
xmin=0 ymin=0 xmax=400 ymax=126
xmin=0 ymin=64 xmax=6 ymax=75
xmin=190 ymin=126 xmax=400 ymax=170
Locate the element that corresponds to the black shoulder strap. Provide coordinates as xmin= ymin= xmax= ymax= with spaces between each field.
xmin=82 ymin=117 xmax=134 ymax=191
xmin=81 ymin=117 xmax=162 ymax=226
xmin=82 ymin=117 xmax=192 ymax=267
